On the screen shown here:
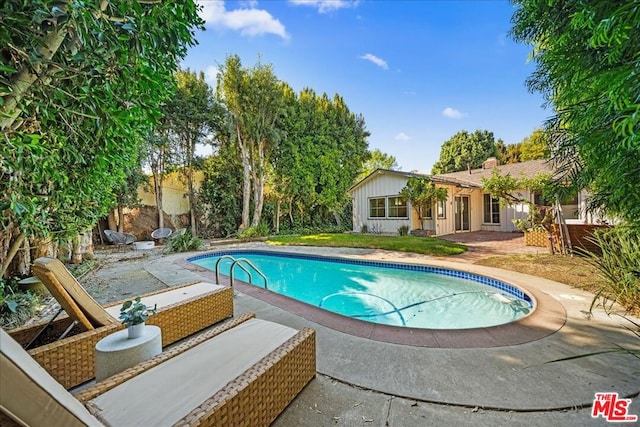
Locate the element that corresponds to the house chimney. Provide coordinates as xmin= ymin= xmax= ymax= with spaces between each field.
xmin=482 ymin=157 xmax=499 ymax=169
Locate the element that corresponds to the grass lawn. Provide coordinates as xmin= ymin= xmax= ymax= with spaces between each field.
xmin=266 ymin=233 xmax=467 ymax=256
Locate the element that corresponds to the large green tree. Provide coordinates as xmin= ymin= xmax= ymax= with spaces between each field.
xmin=511 ymin=0 xmax=640 ymax=225
xmin=271 ymin=87 xmax=369 ymax=231
xmin=356 ymin=148 xmax=399 ymax=182
xmin=431 ymin=130 xmax=498 ymax=174
xmin=217 ymin=55 xmax=283 ymax=231
xmin=163 ymin=70 xmax=215 ymax=236
xmin=520 ymin=128 xmax=550 ymax=161
xmin=0 ymin=1 xmax=202 ymax=276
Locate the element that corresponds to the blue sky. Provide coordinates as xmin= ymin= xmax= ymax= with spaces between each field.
xmin=181 ymin=0 xmax=550 ymax=173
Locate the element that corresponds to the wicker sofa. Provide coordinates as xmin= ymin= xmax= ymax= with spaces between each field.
xmin=7 ymin=257 xmax=234 ymax=389
xmin=1 ymin=312 xmax=316 ymax=426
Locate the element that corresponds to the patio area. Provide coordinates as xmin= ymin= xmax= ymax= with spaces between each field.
xmin=76 ymin=233 xmax=639 ymax=426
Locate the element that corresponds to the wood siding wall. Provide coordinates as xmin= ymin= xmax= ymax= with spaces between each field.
xmin=350 ymin=172 xmax=412 ymax=234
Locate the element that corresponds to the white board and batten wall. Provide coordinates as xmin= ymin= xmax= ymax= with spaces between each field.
xmin=350 ymin=170 xmax=414 ymax=234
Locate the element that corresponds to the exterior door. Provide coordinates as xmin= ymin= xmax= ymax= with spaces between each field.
xmin=455 ymin=196 xmax=470 ymax=232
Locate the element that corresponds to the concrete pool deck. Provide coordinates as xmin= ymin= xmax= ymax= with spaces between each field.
xmin=81 ymin=238 xmax=640 ymax=426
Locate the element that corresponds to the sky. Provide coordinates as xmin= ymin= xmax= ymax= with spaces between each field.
xmin=181 ymin=0 xmax=550 ymax=173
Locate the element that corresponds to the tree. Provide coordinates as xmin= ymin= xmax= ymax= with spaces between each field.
xmin=501 ymin=143 xmax=523 ymax=164
xmin=271 ymin=87 xmax=370 ymax=231
xmin=0 ymin=1 xmax=203 ymax=277
xmin=356 ymin=149 xmax=399 ymax=182
xmin=400 ymin=177 xmax=448 ymax=230
xmin=163 ymin=70 xmax=215 ymax=236
xmin=482 ymin=169 xmax=554 ymax=244
xmin=217 ymin=55 xmax=283 ymax=232
xmin=144 ymin=132 xmax=172 ymax=232
xmin=199 ymin=144 xmax=243 ymax=238
xmin=520 ymin=128 xmax=550 ymax=161
xmin=431 ymin=130 xmax=498 ymax=174
xmin=511 ymin=1 xmax=640 ymax=226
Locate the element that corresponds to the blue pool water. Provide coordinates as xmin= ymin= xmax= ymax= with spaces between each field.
xmin=188 ymin=251 xmax=532 ymax=329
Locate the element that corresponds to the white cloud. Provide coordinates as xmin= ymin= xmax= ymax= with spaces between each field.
xmin=442 ymin=107 xmax=467 ymax=119
xmin=395 ymin=132 xmax=411 ymax=141
xmin=289 ymin=0 xmax=359 ymax=14
xmin=198 ymin=1 xmax=289 ymax=40
xmin=360 ymin=53 xmax=388 ymax=70
xmin=204 ymin=65 xmax=219 ymax=86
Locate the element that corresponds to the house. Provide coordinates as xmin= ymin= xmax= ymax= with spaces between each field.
xmin=348 ymin=158 xmax=595 ymax=237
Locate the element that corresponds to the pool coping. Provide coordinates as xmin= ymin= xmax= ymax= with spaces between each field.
xmin=179 ymin=250 xmax=567 ymax=349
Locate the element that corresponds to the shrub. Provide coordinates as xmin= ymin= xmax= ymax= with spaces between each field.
xmin=0 ymin=278 xmax=40 ymax=329
xmin=398 ymin=225 xmax=409 ymax=236
xmin=360 ymin=225 xmax=368 ymax=234
xmin=164 ymin=228 xmax=204 ymax=253
xmin=239 ymin=222 xmax=271 ymax=239
xmin=368 ymin=223 xmax=383 ymax=234
xmin=580 ymin=226 xmax=640 ymax=315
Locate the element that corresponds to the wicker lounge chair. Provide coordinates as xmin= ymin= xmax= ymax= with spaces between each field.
xmin=1 ymin=313 xmax=317 ymax=427
xmin=7 ymin=257 xmax=233 ymax=389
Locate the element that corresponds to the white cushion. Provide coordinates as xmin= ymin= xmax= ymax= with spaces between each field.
xmin=0 ymin=329 xmax=101 ymax=426
xmin=105 ymin=282 xmax=224 ymax=318
xmin=88 ymin=319 xmax=297 ymax=426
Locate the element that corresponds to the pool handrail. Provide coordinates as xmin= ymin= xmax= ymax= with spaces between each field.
xmin=215 ymin=255 xmax=268 ymax=289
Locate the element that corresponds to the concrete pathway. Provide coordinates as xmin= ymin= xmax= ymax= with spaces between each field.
xmin=82 ymin=237 xmax=640 ymax=426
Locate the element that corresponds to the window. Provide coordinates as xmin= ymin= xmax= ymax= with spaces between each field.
xmin=483 ymin=194 xmax=500 ymax=224
xmin=424 ymin=204 xmax=433 ymax=219
xmin=437 ymin=200 xmax=446 ymax=219
xmin=533 ymin=193 xmax=552 ymax=207
xmin=387 ymin=197 xmax=408 ymax=218
xmin=369 ymin=198 xmax=386 ymax=218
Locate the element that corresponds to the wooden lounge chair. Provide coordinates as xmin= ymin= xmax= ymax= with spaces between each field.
xmin=7 ymin=257 xmax=234 ymax=389
xmin=1 ymin=313 xmax=317 ymax=427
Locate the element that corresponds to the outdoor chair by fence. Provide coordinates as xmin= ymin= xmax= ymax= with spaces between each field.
xmin=1 ymin=313 xmax=317 ymax=427
xmin=151 ymin=227 xmax=173 ymax=240
xmin=7 ymin=257 xmax=234 ymax=389
xmin=103 ymin=230 xmax=136 ymax=245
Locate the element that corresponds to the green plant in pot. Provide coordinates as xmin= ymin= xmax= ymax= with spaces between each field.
xmin=119 ymin=297 xmax=157 ymax=339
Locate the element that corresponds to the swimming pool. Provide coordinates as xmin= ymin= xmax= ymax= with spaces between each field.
xmin=188 ymin=250 xmax=533 ymax=329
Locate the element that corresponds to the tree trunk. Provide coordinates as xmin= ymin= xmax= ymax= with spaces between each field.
xmin=288 ymin=198 xmax=294 ymax=225
xmin=82 ymin=233 xmax=95 ymax=260
xmin=11 ymin=237 xmax=30 ymax=278
xmin=275 ymin=199 xmax=280 ymax=234
xmin=153 ymin=170 xmax=165 ymax=230
xmin=333 ymin=210 xmax=341 ymax=226
xmin=117 ymin=206 xmax=125 ymax=233
xmin=238 ymin=132 xmax=251 ymax=231
xmin=108 ymin=209 xmax=118 ymax=231
xmin=1 ymin=232 xmax=26 ymax=278
xmin=71 ymin=234 xmax=82 ymax=264
xmin=250 ymin=142 xmax=265 ymax=228
xmin=187 ymin=164 xmax=197 ymax=236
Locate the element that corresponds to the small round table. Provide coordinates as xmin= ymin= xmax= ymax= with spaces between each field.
xmin=95 ymin=325 xmax=162 ymax=381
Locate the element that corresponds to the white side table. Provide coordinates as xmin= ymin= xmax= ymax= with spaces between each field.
xmin=95 ymin=325 xmax=162 ymax=381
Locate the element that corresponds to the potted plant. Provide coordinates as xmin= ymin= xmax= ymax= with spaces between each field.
xmin=118 ymin=297 xmax=157 ymax=339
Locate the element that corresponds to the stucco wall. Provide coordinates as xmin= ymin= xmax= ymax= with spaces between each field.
xmin=136 ymin=171 xmax=204 ymax=215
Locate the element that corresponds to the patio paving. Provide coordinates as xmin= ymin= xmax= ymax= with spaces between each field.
xmin=78 ymin=233 xmax=639 ymax=426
